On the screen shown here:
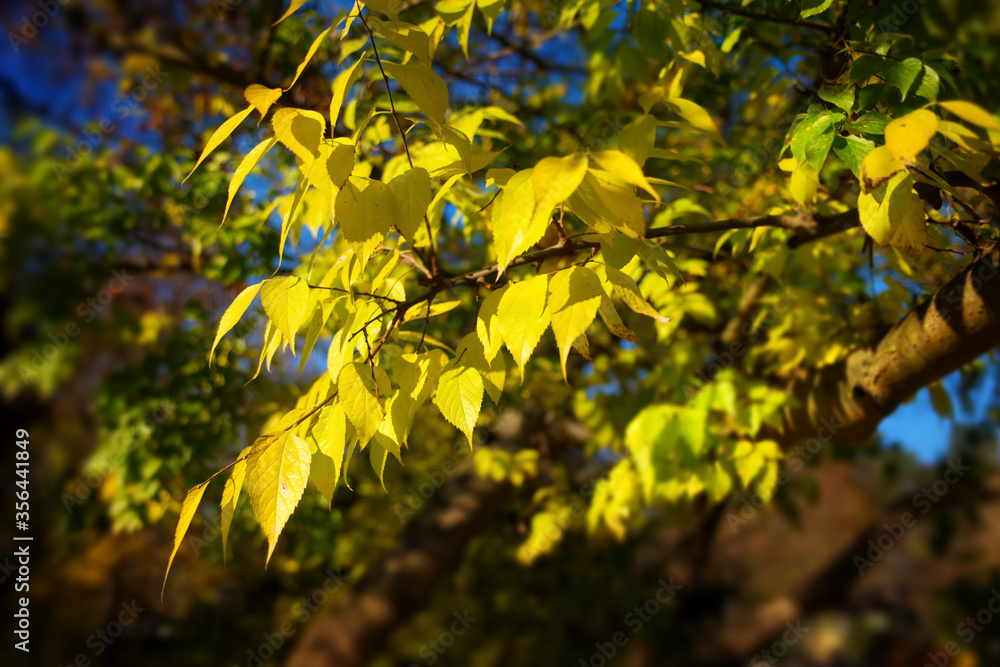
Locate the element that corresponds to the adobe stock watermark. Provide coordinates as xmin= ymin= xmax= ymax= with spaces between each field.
xmin=726 ymin=415 xmax=844 ymax=534
xmin=392 ymin=408 xmax=522 ymax=523
xmin=854 ymin=458 xmax=970 ymax=576
xmin=54 ymin=600 xmax=145 ymax=667
xmin=235 ymin=569 xmax=349 ymax=667
xmin=409 ymin=610 xmax=477 ymax=665
xmin=876 ymin=0 xmax=930 ymax=35
xmin=578 ymin=578 xmax=682 ymax=667
xmin=61 ymin=400 xmax=174 ymax=512
xmin=750 ymin=619 xmax=810 ymax=666
xmin=6 ymin=0 xmax=69 ymax=53
xmin=18 ymin=268 xmax=136 ymax=384
xmin=924 ymin=588 xmax=1000 ymax=667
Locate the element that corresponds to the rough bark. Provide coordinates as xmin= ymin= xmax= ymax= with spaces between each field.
xmin=779 ymin=245 xmax=1000 ymax=446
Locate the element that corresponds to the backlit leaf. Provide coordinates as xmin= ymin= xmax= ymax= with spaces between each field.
xmin=338 ymin=361 xmax=391 ymax=448
xmin=162 ymin=481 xmax=209 ymax=598
xmin=246 ymin=432 xmax=312 ymax=565
xmin=548 ymin=266 xmax=603 ymax=381
xmin=211 ymin=281 xmax=265 ymax=363
xmin=497 ymin=273 xmax=551 ymax=380
xmin=184 ymin=105 xmax=254 ymax=182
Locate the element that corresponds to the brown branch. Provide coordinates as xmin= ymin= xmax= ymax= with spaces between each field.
xmin=696 ymin=0 xmax=837 ymax=32
xmin=777 ymin=244 xmax=1000 ymax=446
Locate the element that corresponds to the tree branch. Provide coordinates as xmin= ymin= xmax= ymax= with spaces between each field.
xmin=777 ymin=244 xmax=1000 ymax=446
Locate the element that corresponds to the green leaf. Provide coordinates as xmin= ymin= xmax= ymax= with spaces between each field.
xmin=220 ymin=447 xmax=251 ymax=563
xmin=260 ymin=276 xmax=311 ymax=355
xmin=224 ymin=137 xmax=278 ymax=224
xmin=476 ymin=284 xmax=509 ymax=363
xmin=162 ymin=481 xmax=209 ymax=598
xmin=383 ymin=61 xmax=449 ymax=125
xmin=244 ymin=84 xmax=283 ymax=119
xmin=388 ymin=167 xmax=432 ymax=241
xmin=433 ymin=355 xmax=484 ymax=445
xmin=338 ymin=361 xmax=391 ymax=448
xmin=818 ymin=84 xmax=855 ymax=113
xmin=210 ymin=281 xmax=265 ymax=363
xmin=846 ymin=111 xmax=890 ymax=135
xmin=832 ymin=134 xmax=874 ymax=179
xmin=790 ymin=111 xmax=841 ymax=172
xmin=548 ymin=266 xmax=603 ymax=381
xmin=849 ymin=55 xmax=884 ymax=84
xmin=883 ymin=57 xmax=923 ymax=100
xmin=800 ymin=0 xmax=833 ymax=18
xmin=497 ymin=273 xmax=551 ymax=380
xmin=310 ymin=404 xmax=349 ymax=508
xmin=246 ymin=432 xmax=312 ymax=565
xmin=184 ymin=105 xmax=254 ymax=182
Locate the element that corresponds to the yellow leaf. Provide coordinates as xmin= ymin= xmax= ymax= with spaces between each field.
xmin=330 ymin=53 xmax=368 ymax=130
xmin=223 ymin=137 xmax=278 ymax=224
xmin=433 ymin=355 xmax=484 ymax=445
xmin=273 ymin=0 xmax=310 ymax=25
xmin=387 ymin=167 xmax=432 ymax=241
xmin=335 ymin=178 xmax=396 ymax=268
xmin=476 ymin=284 xmax=508 ymax=363
xmin=885 ymin=109 xmax=938 ymax=161
xmin=532 ymin=153 xmax=589 ymax=213
xmin=220 ymin=447 xmax=251 ymax=563
xmin=663 ymin=97 xmax=724 ymax=144
xmin=338 ymin=361 xmax=391 ymax=448
xmin=939 ymin=100 xmax=1000 ymax=131
xmin=860 ymin=145 xmax=904 ymax=192
xmin=305 ymin=139 xmax=356 ymax=197
xmin=590 ymin=150 xmax=659 ymax=202
xmin=162 ymin=481 xmax=209 ymax=599
xmin=885 ymin=173 xmax=928 ymax=259
xmin=597 ymin=296 xmax=638 ymax=342
xmin=273 ymin=108 xmax=326 ymax=166
xmin=184 ymin=105 xmax=254 ymax=182
xmin=246 ymin=431 xmax=312 ymax=565
xmin=548 ymin=266 xmax=603 ymax=380
xmin=402 ymin=299 xmax=462 ymax=322
xmin=244 ymin=84 xmax=283 ymax=119
xmin=260 ymin=276 xmax=311 ymax=355
xmin=492 ymin=169 xmax=538 ymax=274
xmin=383 ymin=61 xmax=449 ymax=125
xmin=310 ymin=404 xmax=349 ymax=508
xmin=286 ymin=23 xmax=334 ymax=91
xmin=497 ymin=273 xmax=551 ymax=380
xmin=596 ymin=265 xmax=669 ymax=323
xmin=789 ymin=161 xmax=817 ymax=209
xmin=210 ymin=281 xmax=264 ymax=363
